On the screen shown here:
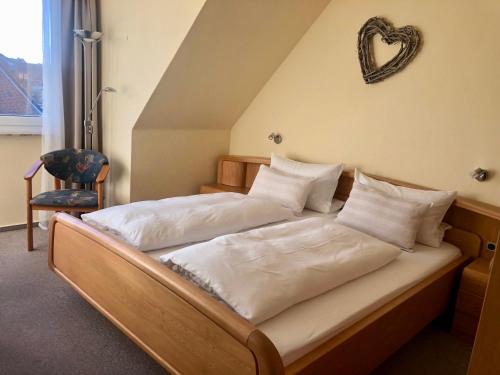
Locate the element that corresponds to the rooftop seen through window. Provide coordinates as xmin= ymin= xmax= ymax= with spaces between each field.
xmin=0 ymin=0 xmax=42 ymax=133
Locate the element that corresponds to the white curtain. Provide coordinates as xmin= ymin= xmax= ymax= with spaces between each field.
xmin=39 ymin=0 xmax=99 ymax=228
xmin=40 ymin=0 xmax=66 ymax=228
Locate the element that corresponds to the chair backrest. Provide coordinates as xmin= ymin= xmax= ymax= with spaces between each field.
xmin=41 ymin=148 xmax=108 ymax=184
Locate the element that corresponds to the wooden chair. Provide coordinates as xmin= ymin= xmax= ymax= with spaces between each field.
xmin=24 ymin=148 xmax=109 ymax=251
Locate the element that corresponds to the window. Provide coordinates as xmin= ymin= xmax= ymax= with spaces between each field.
xmin=0 ymin=0 xmax=42 ymax=134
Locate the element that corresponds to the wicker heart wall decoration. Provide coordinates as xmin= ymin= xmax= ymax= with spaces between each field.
xmin=358 ymin=17 xmax=420 ymax=84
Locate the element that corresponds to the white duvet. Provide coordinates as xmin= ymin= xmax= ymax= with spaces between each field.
xmin=161 ymin=217 xmax=402 ymax=324
xmin=81 ymin=193 xmax=293 ymax=251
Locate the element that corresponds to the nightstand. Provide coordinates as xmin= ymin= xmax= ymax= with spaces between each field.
xmin=452 ymin=257 xmax=490 ymax=343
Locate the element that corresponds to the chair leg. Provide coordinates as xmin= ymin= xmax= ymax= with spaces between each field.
xmin=27 ymin=206 xmax=33 ymax=251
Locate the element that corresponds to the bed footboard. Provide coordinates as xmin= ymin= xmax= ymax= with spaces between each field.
xmin=48 ymin=213 xmax=283 ymax=375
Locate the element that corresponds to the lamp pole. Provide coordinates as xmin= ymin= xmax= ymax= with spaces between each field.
xmin=84 ymin=86 xmax=116 ymax=144
xmin=74 ymin=29 xmax=103 ymax=150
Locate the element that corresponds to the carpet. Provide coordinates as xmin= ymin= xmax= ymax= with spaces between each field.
xmin=0 ymin=228 xmax=165 ymax=375
xmin=0 ymin=228 xmax=471 ymax=374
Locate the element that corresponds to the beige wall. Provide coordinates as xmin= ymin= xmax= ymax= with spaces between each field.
xmin=0 ymin=136 xmax=41 ymax=227
xmin=100 ymin=0 xmax=206 ymax=204
xmin=101 ymin=0 xmax=329 ymax=203
xmin=130 ymin=129 xmax=229 ymax=201
xmin=231 ymin=0 xmax=500 ymax=206
xmin=136 ymin=0 xmax=330 ymax=131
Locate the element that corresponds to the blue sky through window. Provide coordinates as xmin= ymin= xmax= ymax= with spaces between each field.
xmin=0 ymin=0 xmax=43 ymax=116
xmin=0 ymin=0 xmax=43 ymax=63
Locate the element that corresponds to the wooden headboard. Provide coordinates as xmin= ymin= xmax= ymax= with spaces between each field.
xmin=216 ymin=155 xmax=271 ymax=191
xmin=208 ymin=155 xmax=500 ymax=260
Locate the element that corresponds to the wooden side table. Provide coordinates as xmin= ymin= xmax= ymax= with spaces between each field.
xmin=452 ymin=257 xmax=490 ymax=343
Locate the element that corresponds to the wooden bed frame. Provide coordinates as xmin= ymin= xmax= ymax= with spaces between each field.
xmin=48 ymin=155 xmax=500 ymax=375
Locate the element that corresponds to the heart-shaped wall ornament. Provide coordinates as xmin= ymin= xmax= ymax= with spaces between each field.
xmin=358 ymin=17 xmax=420 ymax=84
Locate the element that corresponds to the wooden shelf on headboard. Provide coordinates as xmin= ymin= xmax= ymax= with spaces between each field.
xmin=216 ymin=155 xmax=270 ymax=189
xmin=453 ymin=198 xmax=500 ymax=222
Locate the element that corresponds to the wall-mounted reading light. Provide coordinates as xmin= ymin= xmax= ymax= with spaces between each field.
xmin=471 ymin=168 xmax=489 ymax=182
xmin=268 ymin=132 xmax=283 ymax=144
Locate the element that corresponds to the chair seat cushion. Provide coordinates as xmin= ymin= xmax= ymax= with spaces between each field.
xmin=31 ymin=189 xmax=98 ymax=208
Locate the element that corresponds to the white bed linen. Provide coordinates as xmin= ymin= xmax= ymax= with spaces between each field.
xmin=145 ymin=208 xmax=460 ymax=366
xmin=160 ymin=217 xmax=401 ymax=324
xmin=146 ymin=209 xmax=336 ymax=260
xmin=81 ymin=192 xmax=293 ymax=251
xmin=258 ymin=241 xmax=461 ymax=365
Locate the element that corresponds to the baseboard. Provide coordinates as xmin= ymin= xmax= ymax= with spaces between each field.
xmin=0 ymin=222 xmax=39 ymax=232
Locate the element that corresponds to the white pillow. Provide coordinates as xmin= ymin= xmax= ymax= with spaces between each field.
xmin=354 ymin=169 xmax=457 ymax=247
xmin=271 ymin=153 xmax=344 ymax=213
xmin=248 ymin=165 xmax=314 ymax=214
xmin=336 ymin=183 xmax=430 ymax=250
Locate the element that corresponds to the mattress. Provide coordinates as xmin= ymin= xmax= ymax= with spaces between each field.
xmin=258 ymin=241 xmax=461 ymax=365
xmin=145 ymin=209 xmax=461 ymax=366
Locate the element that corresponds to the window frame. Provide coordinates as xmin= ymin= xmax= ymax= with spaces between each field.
xmin=0 ymin=115 xmax=42 ymax=135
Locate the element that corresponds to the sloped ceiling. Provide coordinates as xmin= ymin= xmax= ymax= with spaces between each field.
xmin=135 ymin=0 xmax=331 ymax=130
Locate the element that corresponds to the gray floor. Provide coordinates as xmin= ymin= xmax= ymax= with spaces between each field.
xmin=372 ymin=322 xmax=472 ymax=375
xmin=1 ymin=228 xmax=472 ymax=374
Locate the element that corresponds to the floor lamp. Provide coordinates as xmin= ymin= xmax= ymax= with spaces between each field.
xmin=74 ymin=29 xmax=102 ymax=151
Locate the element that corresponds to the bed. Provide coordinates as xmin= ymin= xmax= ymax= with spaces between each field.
xmin=147 ymin=210 xmax=462 ymax=366
xmin=48 ymin=155 xmax=499 ymax=375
